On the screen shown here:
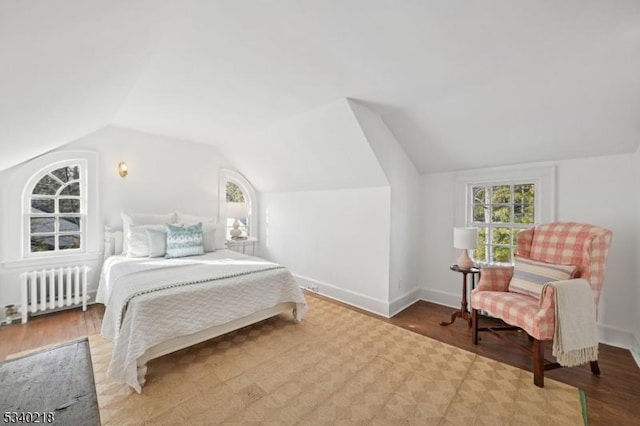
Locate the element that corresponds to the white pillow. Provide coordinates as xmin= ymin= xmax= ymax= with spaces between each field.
xmin=121 ymin=211 xmax=176 ymax=254
xmin=176 ymin=211 xmax=217 ymax=225
xmin=214 ymin=223 xmax=227 ymax=250
xmin=202 ymin=222 xmax=218 ymax=252
xmin=146 ymin=228 xmax=167 ymax=257
xmin=127 ymin=224 xmax=165 ymax=258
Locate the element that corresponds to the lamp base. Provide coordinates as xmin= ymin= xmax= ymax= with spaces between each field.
xmin=456 ymin=249 xmax=474 ymax=270
xmin=230 ymin=219 xmax=242 ymax=239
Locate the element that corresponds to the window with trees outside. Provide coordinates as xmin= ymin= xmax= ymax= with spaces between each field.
xmin=226 ymin=181 xmax=248 ymax=237
xmin=28 ymin=165 xmax=84 ymax=254
xmin=467 ymin=182 xmax=535 ymax=264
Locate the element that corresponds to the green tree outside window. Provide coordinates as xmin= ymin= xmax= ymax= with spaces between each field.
xmin=469 ymin=183 xmax=535 ymax=264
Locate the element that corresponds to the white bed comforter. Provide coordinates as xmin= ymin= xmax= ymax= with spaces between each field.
xmin=97 ymin=250 xmax=307 ymax=392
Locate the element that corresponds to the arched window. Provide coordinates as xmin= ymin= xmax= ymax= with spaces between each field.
xmin=219 ymin=169 xmax=258 ymax=240
xmin=25 ymin=161 xmax=86 ymax=255
xmin=225 ymin=181 xmax=247 ymax=237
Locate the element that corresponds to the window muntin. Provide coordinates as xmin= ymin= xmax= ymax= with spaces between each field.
xmin=468 ymin=182 xmax=536 ymax=264
xmin=28 ymin=165 xmax=84 ymax=254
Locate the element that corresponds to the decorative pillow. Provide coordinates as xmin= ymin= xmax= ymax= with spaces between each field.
xmin=176 ymin=213 xmax=225 ymax=251
xmin=509 ymin=257 xmax=578 ymax=299
xmin=175 ymin=221 xmax=218 ymax=252
xmin=121 ymin=212 xmax=176 ymax=254
xmin=127 ymin=224 xmax=166 ymax=258
xmin=165 ymin=223 xmax=204 ymax=258
xmin=146 ymin=228 xmax=167 ymax=257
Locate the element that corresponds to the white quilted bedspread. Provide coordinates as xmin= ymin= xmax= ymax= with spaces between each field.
xmin=97 ymin=250 xmax=307 ymax=392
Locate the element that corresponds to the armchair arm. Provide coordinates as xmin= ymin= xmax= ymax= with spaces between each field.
xmin=475 ymin=266 xmax=514 ymax=292
xmin=535 ymin=284 xmax=557 ymax=340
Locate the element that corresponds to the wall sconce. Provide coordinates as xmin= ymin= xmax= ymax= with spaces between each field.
xmin=118 ymin=161 xmax=128 ymax=178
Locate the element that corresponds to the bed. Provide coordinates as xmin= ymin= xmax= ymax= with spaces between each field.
xmin=96 ymin=249 xmax=307 ymax=393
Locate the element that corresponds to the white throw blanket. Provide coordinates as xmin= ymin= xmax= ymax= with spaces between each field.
xmin=543 ymin=278 xmax=598 ymax=367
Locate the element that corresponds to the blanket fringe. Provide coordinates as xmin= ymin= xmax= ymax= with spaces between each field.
xmin=553 ymin=343 xmax=598 ymax=367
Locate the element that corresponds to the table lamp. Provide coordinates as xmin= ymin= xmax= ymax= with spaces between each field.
xmin=227 ymin=202 xmax=249 ymax=239
xmin=453 ymin=227 xmax=478 ymax=269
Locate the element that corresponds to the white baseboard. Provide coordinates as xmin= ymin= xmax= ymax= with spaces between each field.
xmin=419 ymin=288 xmax=460 ymax=310
xmin=632 ymin=334 xmax=640 ymax=369
xmin=597 ymin=323 xmax=640 ymax=369
xmin=389 ymin=288 xmax=422 ymax=317
xmin=293 ymin=273 xmax=390 ymax=317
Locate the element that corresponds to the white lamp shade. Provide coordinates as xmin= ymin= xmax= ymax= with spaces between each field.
xmin=453 ymin=227 xmax=478 ymax=249
xmin=226 ymin=202 xmax=248 ymax=218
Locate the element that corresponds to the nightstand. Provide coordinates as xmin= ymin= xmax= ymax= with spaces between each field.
xmin=225 ymin=237 xmax=258 ymax=255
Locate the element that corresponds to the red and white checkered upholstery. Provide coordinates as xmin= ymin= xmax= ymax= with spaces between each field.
xmin=471 ymin=222 xmax=612 ymax=340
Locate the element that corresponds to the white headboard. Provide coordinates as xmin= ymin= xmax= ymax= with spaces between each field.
xmin=104 ymin=226 xmax=123 ymax=259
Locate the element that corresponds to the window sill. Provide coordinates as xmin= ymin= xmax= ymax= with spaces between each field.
xmin=1 ymin=252 xmax=102 ymax=270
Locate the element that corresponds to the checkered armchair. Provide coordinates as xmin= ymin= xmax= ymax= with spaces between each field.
xmin=470 ymin=222 xmax=612 ymax=387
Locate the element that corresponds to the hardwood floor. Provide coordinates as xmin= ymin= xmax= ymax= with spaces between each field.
xmin=0 ymin=305 xmax=104 ymax=360
xmin=1 ymin=297 xmax=638 ymax=425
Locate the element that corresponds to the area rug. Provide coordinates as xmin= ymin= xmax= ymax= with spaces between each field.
xmin=0 ymin=339 xmax=100 ymax=425
xmin=89 ymin=295 xmax=584 ymax=425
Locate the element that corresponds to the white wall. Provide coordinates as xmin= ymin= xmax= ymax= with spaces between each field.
xmin=0 ymin=126 xmax=232 ymax=308
xmin=635 ymin=146 xmax=640 ymax=365
xmin=555 ymin=154 xmax=637 ymax=343
xmin=219 ymin=98 xmax=388 ymax=193
xmin=259 ymin=187 xmax=391 ymax=314
xmin=66 ymin=126 xmax=230 ymax=228
xmin=421 ymin=153 xmax=638 ymax=349
xmin=420 ymin=172 xmax=459 ymax=307
xmin=348 ymin=100 xmax=422 ymax=314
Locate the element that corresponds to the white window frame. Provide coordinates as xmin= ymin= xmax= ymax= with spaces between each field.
xmin=24 ymin=160 xmax=87 ymax=257
xmin=454 ymin=164 xmax=556 ymax=265
xmin=219 ymin=169 xmax=258 ymax=240
xmin=1 ymin=151 xmax=100 ymax=268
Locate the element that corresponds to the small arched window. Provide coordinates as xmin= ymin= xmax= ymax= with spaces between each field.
xmin=226 ymin=181 xmax=247 ymax=237
xmin=26 ymin=163 xmax=85 ymax=254
xmin=219 ymin=169 xmax=258 ymax=240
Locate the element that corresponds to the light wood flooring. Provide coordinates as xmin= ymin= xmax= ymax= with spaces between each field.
xmin=1 ymin=293 xmax=638 ymax=425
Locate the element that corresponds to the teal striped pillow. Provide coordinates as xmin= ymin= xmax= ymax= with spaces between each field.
xmin=165 ymin=223 xmax=204 ymax=258
xmin=509 ymin=257 xmax=578 ymax=299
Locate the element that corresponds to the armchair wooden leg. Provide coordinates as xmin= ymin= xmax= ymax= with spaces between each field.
xmin=472 ymin=309 xmax=478 ymax=345
xmin=590 ymin=361 xmax=601 ymax=376
xmin=533 ymin=338 xmax=544 ymax=388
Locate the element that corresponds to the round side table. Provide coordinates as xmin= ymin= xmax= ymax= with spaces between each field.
xmin=439 ymin=264 xmax=480 ymax=327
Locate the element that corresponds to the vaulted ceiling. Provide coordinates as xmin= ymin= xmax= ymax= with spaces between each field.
xmin=2 ymin=0 xmax=639 ymax=173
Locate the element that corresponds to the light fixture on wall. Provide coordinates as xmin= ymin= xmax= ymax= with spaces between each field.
xmin=453 ymin=227 xmax=478 ymax=269
xmin=227 ymin=202 xmax=249 ymax=239
xmin=118 ymin=161 xmax=128 ymax=178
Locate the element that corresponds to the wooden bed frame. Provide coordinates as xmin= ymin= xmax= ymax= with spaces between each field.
xmin=135 ymin=302 xmax=299 ymax=387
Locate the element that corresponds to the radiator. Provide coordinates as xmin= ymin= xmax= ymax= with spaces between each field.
xmin=20 ymin=265 xmax=90 ymax=324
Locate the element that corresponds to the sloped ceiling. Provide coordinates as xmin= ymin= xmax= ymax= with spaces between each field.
xmin=220 ymin=99 xmax=388 ymax=192
xmin=2 ymin=1 xmax=640 ymax=173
